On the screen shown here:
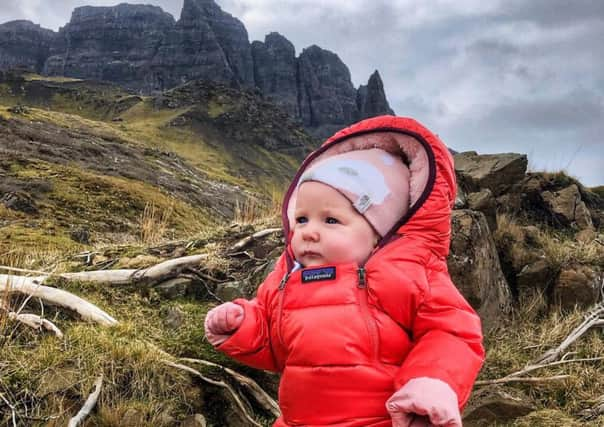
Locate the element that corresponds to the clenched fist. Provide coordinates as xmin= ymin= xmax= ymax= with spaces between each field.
xmin=387 ymin=377 xmax=462 ymax=427
xmin=204 ymin=302 xmax=244 ymax=346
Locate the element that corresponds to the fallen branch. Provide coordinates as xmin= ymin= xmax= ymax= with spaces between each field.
xmin=475 ymin=375 xmax=570 ymax=387
xmin=162 ymin=360 xmax=262 ymax=427
xmin=181 ymin=357 xmax=280 ymax=418
xmin=67 ymin=374 xmax=103 ymax=427
xmin=229 ymin=228 xmax=281 ymax=253
xmin=0 ymin=265 xmax=50 ymax=275
xmin=534 ymin=302 xmax=604 ymax=364
xmin=502 ymin=356 xmax=604 ymax=380
xmin=0 ymin=274 xmax=117 ymax=326
xmin=7 ymin=312 xmax=64 ymax=338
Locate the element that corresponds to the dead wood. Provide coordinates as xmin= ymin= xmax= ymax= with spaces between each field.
xmin=181 ymin=357 xmax=280 ymax=418
xmin=162 ymin=360 xmax=263 ymax=427
xmin=534 ymin=302 xmax=604 ymax=365
xmin=0 ymin=274 xmax=117 ymax=326
xmin=67 ymin=374 xmax=103 ymax=427
xmin=475 ymin=375 xmax=570 ymax=386
xmin=229 ymin=227 xmax=281 ymax=253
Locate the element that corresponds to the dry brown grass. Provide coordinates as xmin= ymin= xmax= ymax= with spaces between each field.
xmin=139 ymin=202 xmax=174 ymax=245
xmin=495 ymin=213 xmax=604 ymax=270
xmin=232 ymin=187 xmax=283 ymax=227
xmin=480 ymin=298 xmax=604 ymax=424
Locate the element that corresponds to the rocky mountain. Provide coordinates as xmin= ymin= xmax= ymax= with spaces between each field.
xmin=0 ymin=0 xmax=393 ymax=138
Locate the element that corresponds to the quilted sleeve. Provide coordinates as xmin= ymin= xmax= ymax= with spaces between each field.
xmin=394 ymin=268 xmax=485 ymax=409
xmin=215 ymin=254 xmax=287 ymax=372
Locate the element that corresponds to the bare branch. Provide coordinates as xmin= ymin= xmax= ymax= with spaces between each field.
xmin=475 ymin=375 xmax=570 ymax=387
xmin=534 ymin=302 xmax=604 ymax=365
xmin=229 ymin=228 xmax=281 ymax=253
xmin=0 ymin=274 xmax=117 ymax=326
xmin=6 ymin=312 xmax=64 ymax=338
xmin=162 ymin=360 xmax=262 ymax=427
xmin=181 ymin=357 xmax=280 ymax=417
xmin=68 ymin=374 xmax=103 ymax=427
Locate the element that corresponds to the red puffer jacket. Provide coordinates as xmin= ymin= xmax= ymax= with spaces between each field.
xmin=217 ymin=116 xmax=485 ymax=426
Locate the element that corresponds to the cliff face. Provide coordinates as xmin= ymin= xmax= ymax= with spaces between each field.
xmin=0 ymin=20 xmax=56 ymax=72
xmin=0 ymin=0 xmax=393 ymax=137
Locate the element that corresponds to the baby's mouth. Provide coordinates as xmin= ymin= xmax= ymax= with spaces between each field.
xmin=302 ymin=250 xmax=321 ymax=258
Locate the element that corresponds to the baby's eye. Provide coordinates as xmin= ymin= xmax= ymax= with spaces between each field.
xmin=296 ymin=216 xmax=308 ymax=224
xmin=325 ymin=217 xmax=339 ymax=224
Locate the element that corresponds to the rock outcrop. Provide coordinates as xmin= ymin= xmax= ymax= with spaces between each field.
xmin=251 ymin=32 xmax=299 ymax=118
xmin=0 ymin=20 xmax=55 ymax=72
xmin=357 ymin=70 xmax=394 ymax=120
xmin=0 ymin=1 xmax=393 ymax=137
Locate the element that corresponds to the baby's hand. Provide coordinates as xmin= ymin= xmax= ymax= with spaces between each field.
xmin=204 ymin=302 xmax=244 ymax=346
xmin=386 ymin=377 xmax=461 ymax=427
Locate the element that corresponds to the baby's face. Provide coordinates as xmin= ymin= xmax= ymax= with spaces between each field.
xmin=292 ymin=181 xmax=378 ymax=267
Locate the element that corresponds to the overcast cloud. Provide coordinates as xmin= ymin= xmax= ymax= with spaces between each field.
xmin=2 ymin=0 xmax=603 ymax=186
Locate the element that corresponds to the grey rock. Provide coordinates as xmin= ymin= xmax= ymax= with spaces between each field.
xmin=164 ymin=306 xmax=186 ymax=329
xmin=297 ymin=45 xmax=358 ymax=135
xmin=0 ymin=20 xmax=56 ymax=73
xmin=454 ymin=152 xmax=528 ymax=196
xmin=1 ymin=191 xmax=37 ymax=214
xmin=215 ymin=280 xmax=247 ymax=301
xmin=356 ymin=70 xmax=394 ymax=120
xmin=541 ymin=184 xmax=594 ymax=230
xmin=252 ymin=32 xmax=299 ymax=118
xmin=467 ymin=189 xmax=497 ymax=232
xmin=156 ymin=278 xmax=194 ymax=299
xmin=448 ymin=209 xmax=512 ymax=329
xmin=70 ymin=227 xmax=90 ymax=244
xmin=45 ymin=4 xmax=175 ymax=89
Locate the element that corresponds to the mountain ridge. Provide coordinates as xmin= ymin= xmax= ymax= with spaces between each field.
xmin=0 ymin=0 xmax=394 ymax=138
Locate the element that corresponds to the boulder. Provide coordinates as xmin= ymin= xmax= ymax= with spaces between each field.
xmin=541 ymin=184 xmax=594 ymax=229
xmin=454 ymin=152 xmax=528 ymax=196
xmin=466 ymin=189 xmax=497 ymax=232
xmin=215 ymin=280 xmax=247 ymax=301
xmin=463 ymin=386 xmax=535 ymax=425
xmin=156 ymin=278 xmax=194 ymax=299
xmin=1 ymin=191 xmax=38 ymax=214
xmin=448 ymin=209 xmax=512 ymax=328
xmin=553 ymin=265 xmax=601 ymax=310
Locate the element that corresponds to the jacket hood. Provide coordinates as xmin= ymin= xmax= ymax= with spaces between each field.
xmin=282 ymin=115 xmax=456 ymax=263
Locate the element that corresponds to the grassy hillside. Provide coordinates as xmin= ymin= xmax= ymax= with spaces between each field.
xmin=0 ymin=71 xmax=316 ymax=256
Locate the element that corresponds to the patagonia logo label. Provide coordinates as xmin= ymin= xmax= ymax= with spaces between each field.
xmin=302 ymin=267 xmax=336 ymax=283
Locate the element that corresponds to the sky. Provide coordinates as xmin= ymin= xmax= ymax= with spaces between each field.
xmin=2 ymin=0 xmax=603 ymax=186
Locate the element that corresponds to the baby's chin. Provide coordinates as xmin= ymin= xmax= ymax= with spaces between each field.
xmin=299 ymin=256 xmax=362 ymax=267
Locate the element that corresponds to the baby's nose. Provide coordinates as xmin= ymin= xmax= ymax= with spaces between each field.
xmin=301 ymin=225 xmax=320 ymax=241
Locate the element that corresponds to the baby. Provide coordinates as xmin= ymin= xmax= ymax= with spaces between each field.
xmin=205 ymin=116 xmax=484 ymax=426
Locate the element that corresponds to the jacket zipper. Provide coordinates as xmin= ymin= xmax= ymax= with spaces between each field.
xmin=357 ymin=267 xmax=379 ymax=361
xmin=276 ymin=272 xmax=291 ymax=349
